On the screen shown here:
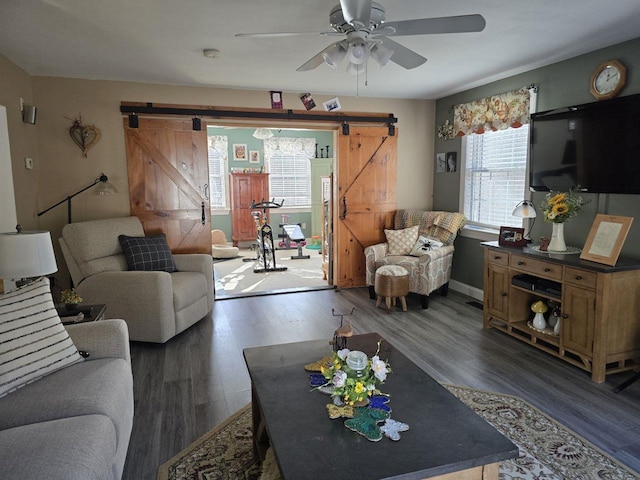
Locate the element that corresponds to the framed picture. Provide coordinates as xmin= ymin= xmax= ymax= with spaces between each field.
xmin=270 ymin=91 xmax=283 ymax=109
xmin=580 ymin=214 xmax=633 ymax=266
xmin=436 ymin=153 xmax=446 ymax=173
xmin=249 ymin=150 xmax=260 ymax=164
xmin=233 ymin=144 xmax=248 ymax=161
xmin=300 ymin=92 xmax=316 ymax=110
xmin=499 ymin=226 xmax=527 ymax=247
xmin=323 ymin=97 xmax=341 ymax=112
xmin=446 ymin=152 xmax=457 ymax=172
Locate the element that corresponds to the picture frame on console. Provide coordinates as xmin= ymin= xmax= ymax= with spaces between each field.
xmin=580 ymin=214 xmax=633 ymax=266
xmin=499 ymin=226 xmax=527 ymax=247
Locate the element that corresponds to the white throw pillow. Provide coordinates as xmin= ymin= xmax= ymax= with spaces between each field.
xmin=410 ymin=235 xmax=444 ymax=256
xmin=0 ymin=277 xmax=84 ymax=398
xmin=385 ymin=225 xmax=420 ymax=255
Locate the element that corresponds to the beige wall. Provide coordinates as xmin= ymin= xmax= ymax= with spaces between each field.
xmin=0 ymin=55 xmax=435 ymax=286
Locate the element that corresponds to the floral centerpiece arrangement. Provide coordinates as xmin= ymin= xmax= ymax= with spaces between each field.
xmin=61 ymin=289 xmax=82 ymax=309
xmin=540 ymin=187 xmax=589 ymax=223
xmin=320 ymin=342 xmax=391 ymax=406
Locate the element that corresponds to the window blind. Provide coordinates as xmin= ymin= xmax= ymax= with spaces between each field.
xmin=208 ymin=135 xmax=228 ymax=209
xmin=462 ymin=125 xmax=529 ymax=229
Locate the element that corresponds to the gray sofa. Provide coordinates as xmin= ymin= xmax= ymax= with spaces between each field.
xmin=60 ymin=216 xmax=214 ymax=343
xmin=0 ymin=319 xmax=133 ymax=479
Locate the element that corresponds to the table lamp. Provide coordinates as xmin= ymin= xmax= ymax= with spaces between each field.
xmin=512 ymin=200 xmax=537 ymax=241
xmin=0 ymin=226 xmax=58 ymax=292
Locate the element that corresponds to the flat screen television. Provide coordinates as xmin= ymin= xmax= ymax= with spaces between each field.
xmin=529 ymin=93 xmax=640 ymax=193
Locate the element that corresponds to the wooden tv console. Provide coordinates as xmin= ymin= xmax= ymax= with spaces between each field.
xmin=482 ymin=241 xmax=640 ymax=383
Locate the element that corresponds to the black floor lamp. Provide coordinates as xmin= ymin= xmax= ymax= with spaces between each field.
xmin=37 ymin=173 xmax=118 ymax=224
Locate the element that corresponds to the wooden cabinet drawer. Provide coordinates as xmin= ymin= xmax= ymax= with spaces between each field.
xmin=565 ymin=267 xmax=597 ymax=289
xmin=509 ymin=254 xmax=562 ymax=281
xmin=487 ymin=248 xmax=509 ymax=266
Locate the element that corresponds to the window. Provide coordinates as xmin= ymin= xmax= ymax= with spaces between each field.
xmin=208 ymin=135 xmax=228 ymax=209
xmin=264 ymin=137 xmax=315 ymax=207
xmin=461 ymin=125 xmax=529 ymax=229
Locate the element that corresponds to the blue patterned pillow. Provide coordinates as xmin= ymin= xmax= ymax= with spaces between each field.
xmin=118 ymin=234 xmax=177 ymax=272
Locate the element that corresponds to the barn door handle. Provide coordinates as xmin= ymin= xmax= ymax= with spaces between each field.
xmin=201 ymin=201 xmax=206 ymax=225
xmin=340 ymin=196 xmax=347 ymax=220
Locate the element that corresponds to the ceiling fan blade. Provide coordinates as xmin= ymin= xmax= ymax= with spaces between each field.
xmin=236 ymin=31 xmax=331 ymax=38
xmin=340 ymin=0 xmax=372 ymax=29
xmin=381 ymin=14 xmax=486 ymax=36
xmin=377 ymin=37 xmax=427 ymax=69
xmin=296 ymin=41 xmax=347 ymax=71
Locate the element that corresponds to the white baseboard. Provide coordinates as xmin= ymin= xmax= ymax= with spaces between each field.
xmin=449 ymin=280 xmax=484 ymax=302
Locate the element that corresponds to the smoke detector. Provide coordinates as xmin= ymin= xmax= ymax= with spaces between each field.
xmin=203 ymin=49 xmax=220 ymax=59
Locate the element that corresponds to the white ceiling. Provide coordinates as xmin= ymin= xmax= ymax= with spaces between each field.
xmin=2 ymin=0 xmax=640 ymax=100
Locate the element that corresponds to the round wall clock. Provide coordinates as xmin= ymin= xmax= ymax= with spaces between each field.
xmin=590 ymin=59 xmax=626 ymax=100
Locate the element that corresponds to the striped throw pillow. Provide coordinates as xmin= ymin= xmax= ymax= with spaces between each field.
xmin=0 ymin=277 xmax=84 ymax=398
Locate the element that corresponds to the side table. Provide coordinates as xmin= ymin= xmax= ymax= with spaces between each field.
xmin=58 ymin=304 xmax=106 ymax=325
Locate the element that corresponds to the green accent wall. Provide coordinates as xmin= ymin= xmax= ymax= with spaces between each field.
xmin=206 ymin=126 xmax=333 ymax=241
xmin=434 ymin=36 xmax=640 ymax=291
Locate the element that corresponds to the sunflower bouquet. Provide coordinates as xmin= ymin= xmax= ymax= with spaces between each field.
xmin=540 ymin=187 xmax=589 ymax=223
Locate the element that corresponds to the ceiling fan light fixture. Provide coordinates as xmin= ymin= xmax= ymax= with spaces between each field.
xmin=252 ymin=128 xmax=274 ymax=140
xmin=346 ymin=61 xmax=367 ymax=76
xmin=322 ymin=43 xmax=347 ymax=69
xmin=348 ymin=42 xmax=369 ymax=65
xmin=370 ymin=42 xmax=394 ymax=67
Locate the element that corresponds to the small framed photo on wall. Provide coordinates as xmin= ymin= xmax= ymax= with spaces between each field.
xmin=446 ymin=152 xmax=457 ymax=172
xmin=249 ymin=150 xmax=260 ymax=164
xmin=436 ymin=152 xmax=446 ymax=173
xmin=233 ymin=144 xmax=248 ymax=161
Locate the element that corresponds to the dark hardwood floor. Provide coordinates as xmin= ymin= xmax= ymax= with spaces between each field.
xmin=122 ymin=287 xmax=640 ymax=479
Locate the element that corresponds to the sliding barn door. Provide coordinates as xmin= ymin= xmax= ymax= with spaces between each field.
xmin=123 ymin=118 xmax=211 ymax=254
xmin=335 ymin=126 xmax=397 ymax=287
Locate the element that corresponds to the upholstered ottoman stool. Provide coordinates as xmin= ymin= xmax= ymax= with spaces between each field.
xmin=374 ymin=265 xmax=410 ymax=313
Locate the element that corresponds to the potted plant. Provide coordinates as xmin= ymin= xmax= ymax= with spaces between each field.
xmin=61 ymin=289 xmax=83 ymax=312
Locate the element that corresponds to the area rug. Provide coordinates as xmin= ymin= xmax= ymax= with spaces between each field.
xmin=156 ymin=386 xmax=638 ymax=480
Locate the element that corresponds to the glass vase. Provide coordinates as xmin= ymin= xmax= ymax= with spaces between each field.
xmin=548 ymin=222 xmax=567 ymax=252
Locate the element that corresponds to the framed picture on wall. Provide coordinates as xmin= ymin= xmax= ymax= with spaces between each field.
xmin=249 ymin=150 xmax=260 ymax=164
xmin=233 ymin=144 xmax=248 ymax=161
xmin=446 ymin=152 xmax=457 ymax=172
xmin=436 ymin=152 xmax=446 ymax=173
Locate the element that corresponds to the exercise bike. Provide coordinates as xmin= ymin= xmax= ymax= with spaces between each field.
xmin=247 ymin=199 xmax=287 ymax=273
xmin=278 ymin=214 xmax=310 ymax=260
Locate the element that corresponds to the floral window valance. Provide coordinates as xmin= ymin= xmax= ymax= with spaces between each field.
xmin=208 ymin=135 xmax=228 ymax=158
xmin=453 ymin=87 xmax=533 ymax=137
xmin=263 ymin=137 xmax=315 ymax=159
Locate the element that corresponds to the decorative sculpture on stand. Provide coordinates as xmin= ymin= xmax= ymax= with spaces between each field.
xmin=331 ymin=308 xmax=355 ymax=351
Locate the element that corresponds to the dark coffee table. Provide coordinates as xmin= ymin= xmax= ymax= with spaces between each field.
xmin=243 ymin=333 xmax=517 ymax=479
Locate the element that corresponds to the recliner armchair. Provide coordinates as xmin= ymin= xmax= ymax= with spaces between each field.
xmin=364 ymin=209 xmax=466 ymax=309
xmin=60 ymin=216 xmax=214 ymax=343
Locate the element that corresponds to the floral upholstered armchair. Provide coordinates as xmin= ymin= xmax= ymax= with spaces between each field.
xmin=364 ymin=209 xmax=467 ymax=309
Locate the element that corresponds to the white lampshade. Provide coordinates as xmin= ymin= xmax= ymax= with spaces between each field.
xmin=322 ymin=43 xmax=347 ymax=69
xmin=348 ymin=42 xmax=369 ymax=65
xmin=0 ymin=230 xmax=58 ymax=281
xmin=346 ymin=62 xmax=367 ymax=76
xmin=370 ymin=42 xmax=394 ymax=67
xmin=512 ymin=200 xmax=537 ymax=218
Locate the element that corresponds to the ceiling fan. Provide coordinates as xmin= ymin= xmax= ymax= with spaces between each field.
xmin=236 ymin=0 xmax=486 ymax=75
